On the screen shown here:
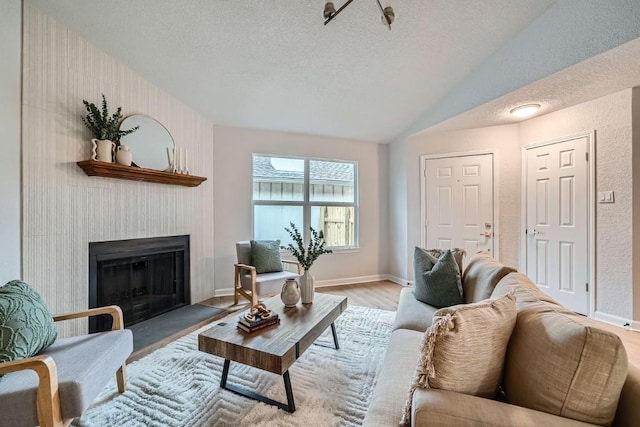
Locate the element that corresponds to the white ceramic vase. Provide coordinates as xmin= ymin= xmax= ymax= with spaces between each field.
xmin=116 ymin=144 xmax=133 ymax=166
xmin=300 ymin=270 xmax=314 ymax=304
xmin=92 ymin=139 xmax=115 ymax=163
xmin=280 ymin=278 xmax=300 ymax=307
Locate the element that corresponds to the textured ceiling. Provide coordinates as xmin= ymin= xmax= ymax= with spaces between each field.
xmin=27 ymin=0 xmax=553 ymax=142
xmin=424 ymin=37 xmax=640 ymax=134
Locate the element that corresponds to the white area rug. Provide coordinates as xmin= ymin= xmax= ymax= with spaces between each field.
xmin=72 ymin=305 xmax=395 ymax=427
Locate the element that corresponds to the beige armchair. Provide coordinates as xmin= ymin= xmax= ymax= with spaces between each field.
xmin=0 ymin=305 xmax=133 ymax=427
xmin=234 ymin=241 xmax=302 ymax=305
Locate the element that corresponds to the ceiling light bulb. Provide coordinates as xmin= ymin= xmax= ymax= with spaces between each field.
xmin=323 ymin=1 xmax=336 ymax=19
xmin=510 ymin=104 xmax=541 ymax=118
xmin=381 ymin=6 xmax=395 ymax=25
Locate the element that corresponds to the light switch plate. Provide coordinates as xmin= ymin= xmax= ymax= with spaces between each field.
xmin=598 ymin=191 xmax=614 ymax=203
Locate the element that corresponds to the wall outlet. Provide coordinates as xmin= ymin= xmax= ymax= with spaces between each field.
xmin=598 ymin=191 xmax=614 ymax=203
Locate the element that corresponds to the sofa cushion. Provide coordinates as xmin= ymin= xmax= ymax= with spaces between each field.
xmin=362 ymin=328 xmax=424 ymax=427
xmin=250 ymin=240 xmax=283 ymax=274
xmin=411 ymin=388 xmax=596 ymax=427
xmin=394 ymin=287 xmax=439 ymax=332
xmin=0 ymin=280 xmax=57 ymax=364
xmin=400 ymin=293 xmax=517 ymax=426
xmin=462 ymin=252 xmax=516 ymax=303
xmin=492 ymin=272 xmax=561 ymax=307
xmin=415 ymin=250 xmax=463 ymax=308
xmin=502 ymin=300 xmax=628 ymax=426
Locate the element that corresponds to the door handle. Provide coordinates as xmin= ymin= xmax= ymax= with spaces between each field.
xmin=480 ymin=231 xmax=492 ymax=238
xmin=526 ymin=229 xmax=540 ymax=236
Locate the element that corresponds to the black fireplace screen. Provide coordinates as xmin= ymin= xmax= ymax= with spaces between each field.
xmin=89 ymin=236 xmax=190 ymax=332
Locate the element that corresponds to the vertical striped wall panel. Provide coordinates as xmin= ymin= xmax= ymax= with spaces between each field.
xmin=22 ymin=4 xmax=215 ymax=336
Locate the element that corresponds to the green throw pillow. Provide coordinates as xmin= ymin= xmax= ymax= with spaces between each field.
xmin=250 ymin=240 xmax=284 ymax=274
xmin=414 ymin=249 xmax=464 ymax=308
xmin=413 ymin=246 xmax=438 ymax=300
xmin=0 ymin=280 xmax=57 ymax=365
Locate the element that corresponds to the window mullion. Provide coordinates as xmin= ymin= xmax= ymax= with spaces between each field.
xmin=303 ymin=158 xmax=310 ymax=245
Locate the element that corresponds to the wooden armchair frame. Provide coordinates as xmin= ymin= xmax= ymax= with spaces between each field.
xmin=0 ymin=305 xmax=127 ymax=427
xmin=234 ymin=260 xmax=302 ymax=306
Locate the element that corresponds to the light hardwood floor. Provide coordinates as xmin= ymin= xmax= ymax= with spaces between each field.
xmin=202 ymin=280 xmax=639 ymax=368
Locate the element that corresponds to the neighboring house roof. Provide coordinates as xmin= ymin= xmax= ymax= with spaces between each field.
xmin=253 ymin=156 xmax=354 ymax=184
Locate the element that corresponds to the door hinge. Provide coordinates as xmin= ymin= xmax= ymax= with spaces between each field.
xmin=586 ymin=283 xmax=589 ymax=292
xmin=585 ymin=152 xmax=589 ymax=161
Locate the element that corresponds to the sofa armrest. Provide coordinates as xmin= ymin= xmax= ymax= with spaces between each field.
xmin=0 ymin=355 xmax=65 ymax=427
xmin=53 ymin=305 xmax=124 ymax=330
xmin=412 ymin=388 xmax=596 ymax=427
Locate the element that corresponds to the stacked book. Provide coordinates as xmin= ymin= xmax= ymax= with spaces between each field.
xmin=237 ymin=308 xmax=280 ymax=333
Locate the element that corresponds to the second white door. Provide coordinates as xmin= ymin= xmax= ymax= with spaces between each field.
xmin=423 ymin=153 xmax=495 ymax=255
xmin=524 ymin=136 xmax=590 ymax=315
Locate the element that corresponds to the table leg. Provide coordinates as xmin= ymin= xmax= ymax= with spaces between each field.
xmin=283 ymin=371 xmax=296 ymax=412
xmin=220 ymin=359 xmax=230 ymax=387
xmin=220 ymin=360 xmax=296 ymax=413
xmin=331 ymin=322 xmax=340 ymax=350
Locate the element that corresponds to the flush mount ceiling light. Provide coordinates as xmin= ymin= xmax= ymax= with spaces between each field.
xmin=324 ymin=0 xmax=395 ymax=30
xmin=510 ymin=104 xmax=541 ymax=118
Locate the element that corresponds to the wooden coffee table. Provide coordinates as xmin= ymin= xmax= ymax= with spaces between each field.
xmin=198 ymin=293 xmax=348 ymax=413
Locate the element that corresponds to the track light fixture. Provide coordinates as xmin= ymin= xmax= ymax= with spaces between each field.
xmin=324 ymin=0 xmax=396 ymax=30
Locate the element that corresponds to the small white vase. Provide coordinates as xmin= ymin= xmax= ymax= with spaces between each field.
xmin=300 ymin=270 xmax=314 ymax=304
xmin=116 ymin=144 xmax=133 ymax=166
xmin=92 ymin=139 xmax=115 ymax=163
xmin=280 ymin=278 xmax=300 ymax=307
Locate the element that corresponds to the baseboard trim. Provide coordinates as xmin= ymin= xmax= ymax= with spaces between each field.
xmin=315 ymin=274 xmax=389 ymax=288
xmin=594 ymin=311 xmax=639 ymax=331
xmin=385 ymin=274 xmax=411 ymax=286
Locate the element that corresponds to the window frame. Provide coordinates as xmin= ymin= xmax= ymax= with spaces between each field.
xmin=252 ymin=154 xmax=359 ymax=251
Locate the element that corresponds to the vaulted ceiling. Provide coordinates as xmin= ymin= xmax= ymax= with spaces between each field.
xmin=25 ymin=1 xmax=640 ymax=142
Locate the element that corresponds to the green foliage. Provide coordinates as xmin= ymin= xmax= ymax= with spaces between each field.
xmin=282 ymin=222 xmax=332 ymax=271
xmin=81 ymin=94 xmax=138 ymax=141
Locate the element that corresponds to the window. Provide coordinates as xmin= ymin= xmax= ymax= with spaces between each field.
xmin=252 ymin=155 xmax=358 ymax=250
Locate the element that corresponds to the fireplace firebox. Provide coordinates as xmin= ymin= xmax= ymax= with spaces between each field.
xmin=89 ymin=235 xmax=190 ymax=333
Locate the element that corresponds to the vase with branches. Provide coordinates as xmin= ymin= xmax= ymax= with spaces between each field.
xmin=282 ymin=222 xmax=332 ymax=303
xmin=82 ymin=94 xmax=138 ymax=162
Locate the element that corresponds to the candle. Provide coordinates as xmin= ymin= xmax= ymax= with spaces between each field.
xmin=185 ymin=148 xmax=189 ymax=174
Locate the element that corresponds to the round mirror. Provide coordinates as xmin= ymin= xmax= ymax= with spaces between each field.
xmin=119 ymin=115 xmax=174 ymax=171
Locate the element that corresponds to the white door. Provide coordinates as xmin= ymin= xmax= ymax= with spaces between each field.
xmin=524 ymin=136 xmax=589 ymax=315
xmin=423 ymin=153 xmax=495 ymax=256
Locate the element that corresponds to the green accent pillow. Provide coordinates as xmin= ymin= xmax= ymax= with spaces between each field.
xmin=0 ymin=280 xmax=57 ymax=364
xmin=413 ymin=246 xmax=438 ymax=299
xmin=250 ymin=240 xmax=284 ymax=274
xmin=414 ymin=250 xmax=464 ymax=308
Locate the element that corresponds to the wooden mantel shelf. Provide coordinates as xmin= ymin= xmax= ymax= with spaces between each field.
xmin=76 ymin=160 xmax=207 ymax=187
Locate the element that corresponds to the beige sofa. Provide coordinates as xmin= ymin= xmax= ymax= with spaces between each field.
xmin=363 ymin=253 xmax=640 ymax=427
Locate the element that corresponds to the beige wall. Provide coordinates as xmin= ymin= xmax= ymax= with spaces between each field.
xmin=389 ymin=124 xmax=520 ymax=282
xmin=0 ymin=0 xmax=22 ymax=284
xmin=519 ymin=89 xmax=634 ymax=322
xmin=22 ymin=4 xmax=215 ymax=336
xmin=213 ymin=125 xmax=389 ymax=295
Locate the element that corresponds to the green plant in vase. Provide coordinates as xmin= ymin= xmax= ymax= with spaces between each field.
xmin=282 ymin=222 xmax=332 ymax=303
xmin=81 ymin=94 xmax=138 ymax=163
